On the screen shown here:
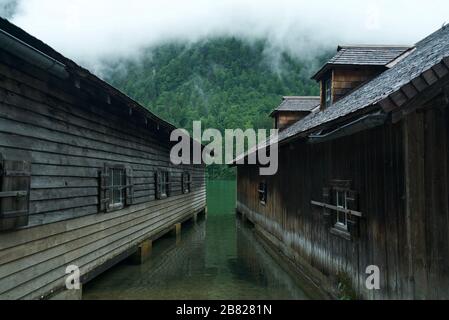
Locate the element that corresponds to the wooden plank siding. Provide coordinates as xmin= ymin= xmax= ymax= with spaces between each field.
xmin=275 ymin=112 xmax=309 ymax=131
xmin=236 ymin=96 xmax=449 ymax=299
xmin=0 ymin=47 xmax=206 ymax=299
xmin=332 ymin=67 xmax=384 ymax=103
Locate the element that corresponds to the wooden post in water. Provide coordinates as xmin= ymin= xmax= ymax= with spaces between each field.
xmin=130 ymin=239 xmax=153 ymax=264
xmin=172 ymin=223 xmax=182 ymax=245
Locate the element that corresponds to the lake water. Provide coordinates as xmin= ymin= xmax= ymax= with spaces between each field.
xmin=83 ymin=180 xmax=313 ymax=300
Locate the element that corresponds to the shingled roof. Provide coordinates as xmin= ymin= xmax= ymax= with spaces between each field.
xmin=312 ymin=45 xmax=411 ymax=80
xmin=232 ymin=26 xmax=449 ymax=164
xmin=270 ymin=96 xmax=320 ymax=116
xmin=0 ymin=17 xmax=177 ymax=133
xmin=280 ymin=26 xmax=449 ymax=144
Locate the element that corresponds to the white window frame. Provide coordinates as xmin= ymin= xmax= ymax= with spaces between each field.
xmin=109 ymin=167 xmax=126 ymax=209
xmin=160 ymin=171 xmax=168 ymax=198
xmin=335 ymin=189 xmax=348 ymax=230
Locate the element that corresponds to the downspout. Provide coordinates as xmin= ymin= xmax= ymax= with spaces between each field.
xmin=307 ymin=112 xmax=388 ymax=144
xmin=0 ymin=28 xmax=69 ymax=79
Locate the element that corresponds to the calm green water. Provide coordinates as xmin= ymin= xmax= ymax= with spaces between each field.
xmin=83 ymin=180 xmax=312 ymax=300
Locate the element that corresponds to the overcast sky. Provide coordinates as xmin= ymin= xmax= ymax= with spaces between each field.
xmin=1 ymin=0 xmax=448 ymax=68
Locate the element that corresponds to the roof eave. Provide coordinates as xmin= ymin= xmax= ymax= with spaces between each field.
xmin=311 ymin=64 xmax=331 ymax=81
xmin=0 ymin=17 xmax=181 ymax=138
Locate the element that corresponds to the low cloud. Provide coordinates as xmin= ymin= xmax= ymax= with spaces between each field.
xmin=3 ymin=0 xmax=449 ymax=69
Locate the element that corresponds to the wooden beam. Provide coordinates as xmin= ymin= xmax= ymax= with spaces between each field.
xmin=0 ymin=190 xmax=28 ymax=198
xmin=379 ymin=96 xmax=398 ymax=112
xmin=391 ymin=72 xmax=449 ymax=123
xmin=403 ymin=111 xmax=428 ymax=298
xmin=422 ymin=69 xmax=438 ymax=85
xmin=390 ymin=89 xmax=408 ymax=107
xmin=311 ymin=200 xmax=363 ymax=217
xmin=432 ymin=63 xmax=449 ymax=79
xmin=443 ymin=56 xmax=449 ymax=69
xmin=400 ymin=83 xmax=419 ymax=100
xmin=411 ymin=76 xmax=428 ymax=92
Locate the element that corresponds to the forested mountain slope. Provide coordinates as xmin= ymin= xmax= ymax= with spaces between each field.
xmin=103 ymin=37 xmax=329 ymax=177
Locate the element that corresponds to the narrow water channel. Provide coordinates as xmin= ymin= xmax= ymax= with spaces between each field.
xmin=83 ymin=180 xmax=312 ymax=300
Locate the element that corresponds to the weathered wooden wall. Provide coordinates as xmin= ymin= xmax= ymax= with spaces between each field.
xmin=0 ymin=47 xmax=206 ymax=299
xmin=332 ymin=68 xmax=383 ymax=103
xmin=83 ymin=218 xmax=207 ymax=300
xmin=237 ymin=98 xmax=449 ymax=299
xmin=275 ymin=112 xmax=308 ymax=131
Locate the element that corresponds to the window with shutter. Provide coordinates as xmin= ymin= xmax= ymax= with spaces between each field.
xmin=98 ymin=164 xmax=133 ymax=213
xmin=0 ymin=157 xmax=31 ymax=231
xmin=311 ymin=180 xmax=361 ymax=240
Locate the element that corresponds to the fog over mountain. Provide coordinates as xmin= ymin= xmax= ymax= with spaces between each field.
xmin=1 ymin=0 xmax=448 ymax=70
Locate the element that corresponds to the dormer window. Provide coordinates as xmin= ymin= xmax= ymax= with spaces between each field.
xmin=269 ymin=97 xmax=320 ymax=131
xmin=335 ymin=190 xmax=348 ymax=230
xmin=323 ymin=78 xmax=332 ymax=108
xmin=313 ymin=45 xmax=411 ymax=109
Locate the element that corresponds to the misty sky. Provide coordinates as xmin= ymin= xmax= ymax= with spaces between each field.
xmin=1 ymin=0 xmax=449 ymax=68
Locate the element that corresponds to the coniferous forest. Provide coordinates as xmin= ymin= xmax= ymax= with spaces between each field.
xmin=104 ymin=37 xmax=329 ymax=178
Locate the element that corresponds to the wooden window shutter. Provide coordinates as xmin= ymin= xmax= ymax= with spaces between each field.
xmin=0 ymin=158 xmax=31 ymax=231
xmin=181 ymin=172 xmax=186 ymax=194
xmin=263 ymin=182 xmax=268 ymax=203
xmin=346 ymin=190 xmax=359 ymax=212
xmin=322 ymin=187 xmax=330 ymax=202
xmin=347 ymin=190 xmax=360 ymax=237
xmin=155 ymin=170 xmax=162 ymax=200
xmin=125 ymin=166 xmax=134 ymax=206
xmin=167 ymin=172 xmax=172 ymax=196
xmin=346 ymin=190 xmax=359 ymax=221
xmin=188 ymin=172 xmax=192 ymax=192
xmin=98 ymin=165 xmax=111 ymax=213
xmin=322 ymin=187 xmax=331 ymax=217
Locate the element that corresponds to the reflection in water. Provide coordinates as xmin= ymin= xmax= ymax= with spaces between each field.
xmin=83 ymin=180 xmax=311 ymax=300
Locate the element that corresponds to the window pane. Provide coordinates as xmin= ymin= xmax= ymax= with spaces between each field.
xmin=160 ymin=171 xmax=168 ymax=196
xmin=110 ymin=168 xmax=125 ymax=206
xmin=336 ymin=191 xmax=346 ymax=208
xmin=335 ymin=190 xmax=347 ymax=228
xmin=325 ymin=78 xmax=332 ymax=107
xmin=337 ymin=211 xmax=346 ymax=225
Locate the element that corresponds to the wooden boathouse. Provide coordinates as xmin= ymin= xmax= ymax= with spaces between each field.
xmin=234 ymin=27 xmax=449 ymax=299
xmin=0 ymin=18 xmax=206 ymax=299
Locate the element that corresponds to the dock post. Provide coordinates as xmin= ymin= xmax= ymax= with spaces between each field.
xmin=171 ymin=223 xmax=182 ymax=236
xmin=171 ymin=223 xmax=182 ymax=245
xmin=130 ymin=239 xmax=152 ymax=264
xmin=193 ymin=212 xmax=198 ymax=223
